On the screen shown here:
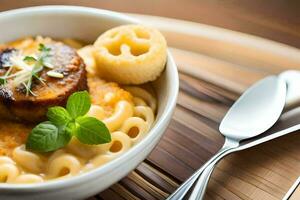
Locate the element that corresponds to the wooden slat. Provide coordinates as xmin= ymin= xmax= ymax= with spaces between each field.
xmin=179 ymin=73 xmax=238 ymax=103
xmin=135 ymin=162 xmax=179 ymax=193
xmin=171 ymin=48 xmax=267 ymax=93
xmin=127 ymin=172 xmax=169 ymax=199
xmin=177 ymin=90 xmax=229 ymax=123
xmin=99 ymin=188 xmax=125 ymax=200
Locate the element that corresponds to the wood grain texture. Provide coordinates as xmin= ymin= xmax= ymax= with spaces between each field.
xmin=1 ymin=3 xmax=300 ymax=199
xmin=97 ymin=15 xmax=300 ymax=200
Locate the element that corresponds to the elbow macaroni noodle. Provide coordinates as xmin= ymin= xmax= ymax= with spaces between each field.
xmin=0 ymin=86 xmax=156 ymax=184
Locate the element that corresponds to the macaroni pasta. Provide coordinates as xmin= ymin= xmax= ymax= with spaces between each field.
xmin=0 ymin=38 xmax=157 ymax=184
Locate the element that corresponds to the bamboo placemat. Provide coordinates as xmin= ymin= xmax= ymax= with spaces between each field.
xmin=90 ymin=14 xmax=300 ymax=200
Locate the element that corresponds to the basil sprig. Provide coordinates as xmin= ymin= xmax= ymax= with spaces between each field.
xmin=26 ymin=91 xmax=111 ymax=152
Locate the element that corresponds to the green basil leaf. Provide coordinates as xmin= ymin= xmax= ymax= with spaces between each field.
xmin=66 ymin=91 xmax=91 ymax=118
xmin=74 ymin=116 xmax=111 ymax=145
xmin=66 ymin=121 xmax=76 ymax=136
xmin=47 ymin=106 xmax=71 ymax=126
xmin=26 ymin=121 xmax=71 ymax=152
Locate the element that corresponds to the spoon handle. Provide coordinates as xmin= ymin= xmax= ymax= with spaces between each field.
xmin=188 ymin=159 xmax=217 ymax=200
xmin=167 ymin=138 xmax=238 ymax=200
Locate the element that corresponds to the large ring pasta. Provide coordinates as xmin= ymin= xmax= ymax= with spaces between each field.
xmin=77 ymin=45 xmax=97 ymax=75
xmin=94 ymin=25 xmax=167 ymax=84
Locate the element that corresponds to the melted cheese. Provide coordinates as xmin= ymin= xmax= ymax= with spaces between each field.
xmin=88 ymin=74 xmax=133 ymax=117
xmin=0 ymin=75 xmax=133 ymax=156
xmin=0 ymin=121 xmax=32 ymax=156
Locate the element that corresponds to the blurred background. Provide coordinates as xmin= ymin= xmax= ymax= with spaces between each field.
xmin=1 ymin=0 xmax=300 ymax=48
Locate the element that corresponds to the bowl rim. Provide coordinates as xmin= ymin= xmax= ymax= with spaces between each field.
xmin=0 ymin=5 xmax=179 ymax=191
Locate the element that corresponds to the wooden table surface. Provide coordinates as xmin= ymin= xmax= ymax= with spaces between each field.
xmin=1 ymin=2 xmax=300 ymax=200
xmin=1 ymin=0 xmax=300 ymax=49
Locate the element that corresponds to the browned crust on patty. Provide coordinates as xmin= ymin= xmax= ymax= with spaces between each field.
xmin=0 ymin=42 xmax=88 ymax=123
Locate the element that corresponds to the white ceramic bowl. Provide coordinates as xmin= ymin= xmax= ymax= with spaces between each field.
xmin=0 ymin=6 xmax=179 ymax=200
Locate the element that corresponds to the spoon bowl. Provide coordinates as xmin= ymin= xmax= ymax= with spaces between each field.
xmin=220 ymin=76 xmax=287 ymax=140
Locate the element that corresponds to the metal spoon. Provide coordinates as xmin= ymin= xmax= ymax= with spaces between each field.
xmin=188 ymin=70 xmax=300 ymax=200
xmin=280 ymin=70 xmax=300 ymax=110
xmin=190 ymin=106 xmax=300 ymax=200
xmin=167 ymin=75 xmax=287 ymax=200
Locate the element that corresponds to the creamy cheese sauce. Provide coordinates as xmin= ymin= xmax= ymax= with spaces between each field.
xmin=0 ymin=37 xmax=156 ymax=184
xmin=0 ymin=74 xmax=133 ymax=156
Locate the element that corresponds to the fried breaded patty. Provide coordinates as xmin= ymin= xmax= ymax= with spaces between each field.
xmin=0 ymin=41 xmax=87 ymax=122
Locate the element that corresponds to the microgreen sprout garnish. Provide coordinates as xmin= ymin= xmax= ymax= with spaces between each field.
xmin=38 ymin=43 xmax=51 ymax=52
xmin=47 ymin=70 xmax=64 ymax=78
xmin=23 ymin=56 xmax=37 ymax=62
xmin=0 ymin=43 xmax=52 ymax=96
xmin=0 ymin=77 xmax=5 ymax=85
xmin=26 ymin=91 xmax=111 ymax=152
